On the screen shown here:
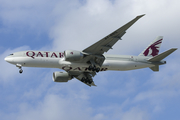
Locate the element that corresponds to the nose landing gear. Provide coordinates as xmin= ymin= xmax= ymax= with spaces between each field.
xmin=16 ymin=64 xmax=23 ymax=74
xmin=19 ymin=69 xmax=23 ymax=74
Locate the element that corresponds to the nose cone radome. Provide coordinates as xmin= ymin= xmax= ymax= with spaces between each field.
xmin=4 ymin=57 xmax=8 ymax=61
xmin=4 ymin=56 xmax=13 ymax=63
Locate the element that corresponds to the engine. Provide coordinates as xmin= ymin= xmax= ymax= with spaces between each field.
xmin=53 ymin=72 xmax=72 ymax=82
xmin=64 ymin=50 xmax=84 ymax=61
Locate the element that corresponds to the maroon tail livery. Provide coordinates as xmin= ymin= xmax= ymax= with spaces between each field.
xmin=139 ymin=36 xmax=163 ymax=57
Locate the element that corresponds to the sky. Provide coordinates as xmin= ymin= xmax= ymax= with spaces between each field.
xmin=0 ymin=0 xmax=180 ymax=120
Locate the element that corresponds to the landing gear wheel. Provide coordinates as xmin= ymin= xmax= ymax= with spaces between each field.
xmin=92 ymin=66 xmax=96 ymax=72
xmin=88 ymin=65 xmax=93 ymax=71
xmin=88 ymin=80 xmax=93 ymax=84
xmin=96 ymin=67 xmax=100 ymax=73
xmin=86 ymin=80 xmax=91 ymax=84
xmin=19 ymin=69 xmax=23 ymax=74
xmin=81 ymin=77 xmax=85 ymax=82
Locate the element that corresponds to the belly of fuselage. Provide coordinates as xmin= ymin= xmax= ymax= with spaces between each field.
xmin=14 ymin=57 xmax=154 ymax=72
xmin=104 ymin=60 xmax=154 ymax=71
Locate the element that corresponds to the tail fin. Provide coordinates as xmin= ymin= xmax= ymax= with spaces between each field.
xmin=139 ymin=36 xmax=163 ymax=57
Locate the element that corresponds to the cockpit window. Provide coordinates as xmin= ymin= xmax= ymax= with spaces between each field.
xmin=9 ymin=54 xmax=13 ymax=56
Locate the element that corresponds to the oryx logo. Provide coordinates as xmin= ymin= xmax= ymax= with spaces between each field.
xmin=70 ymin=52 xmax=73 ymax=55
xmin=143 ymin=39 xmax=162 ymax=57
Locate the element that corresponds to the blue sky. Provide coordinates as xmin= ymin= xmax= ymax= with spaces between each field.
xmin=0 ymin=0 xmax=180 ymax=120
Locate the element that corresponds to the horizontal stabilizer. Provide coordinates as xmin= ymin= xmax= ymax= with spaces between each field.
xmin=149 ymin=65 xmax=159 ymax=71
xmin=148 ymin=48 xmax=177 ymax=62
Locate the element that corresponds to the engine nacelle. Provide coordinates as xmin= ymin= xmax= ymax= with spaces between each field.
xmin=64 ymin=50 xmax=84 ymax=61
xmin=53 ymin=72 xmax=72 ymax=82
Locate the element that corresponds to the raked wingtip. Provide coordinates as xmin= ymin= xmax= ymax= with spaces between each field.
xmin=137 ymin=14 xmax=146 ymax=17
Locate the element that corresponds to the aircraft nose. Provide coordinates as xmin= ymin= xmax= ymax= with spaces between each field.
xmin=4 ymin=57 xmax=8 ymax=61
xmin=4 ymin=56 xmax=13 ymax=63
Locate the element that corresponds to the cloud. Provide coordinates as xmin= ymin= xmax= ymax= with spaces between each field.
xmin=0 ymin=80 xmax=150 ymax=120
xmin=121 ymin=107 xmax=149 ymax=120
xmin=50 ymin=0 xmax=134 ymax=51
xmin=0 ymin=0 xmax=57 ymax=31
xmin=49 ymin=0 xmax=180 ymax=54
xmin=14 ymin=94 xmax=92 ymax=120
xmin=132 ymin=56 xmax=180 ymax=113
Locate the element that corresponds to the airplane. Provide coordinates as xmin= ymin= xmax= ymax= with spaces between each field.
xmin=4 ymin=14 xmax=177 ymax=86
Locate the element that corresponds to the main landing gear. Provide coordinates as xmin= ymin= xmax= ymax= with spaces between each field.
xmin=81 ymin=77 xmax=93 ymax=84
xmin=16 ymin=64 xmax=23 ymax=74
xmin=88 ymin=65 xmax=100 ymax=72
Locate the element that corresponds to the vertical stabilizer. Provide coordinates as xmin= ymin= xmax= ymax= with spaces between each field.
xmin=139 ymin=36 xmax=163 ymax=57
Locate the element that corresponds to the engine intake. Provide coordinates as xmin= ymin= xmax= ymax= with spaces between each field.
xmin=53 ymin=72 xmax=72 ymax=82
xmin=64 ymin=50 xmax=84 ymax=61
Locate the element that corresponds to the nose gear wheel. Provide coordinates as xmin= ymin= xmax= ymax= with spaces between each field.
xmin=19 ymin=69 xmax=23 ymax=74
xmin=16 ymin=64 xmax=23 ymax=74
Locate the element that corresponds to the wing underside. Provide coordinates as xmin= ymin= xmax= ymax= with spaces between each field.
xmin=83 ymin=14 xmax=145 ymax=55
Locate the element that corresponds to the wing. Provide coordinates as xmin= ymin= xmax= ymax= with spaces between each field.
xmin=69 ymin=71 xmax=97 ymax=87
xmin=67 ymin=15 xmax=145 ymax=86
xmin=83 ymin=14 xmax=145 ymax=55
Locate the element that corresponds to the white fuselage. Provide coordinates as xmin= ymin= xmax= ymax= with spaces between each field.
xmin=5 ymin=50 xmax=155 ymax=72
